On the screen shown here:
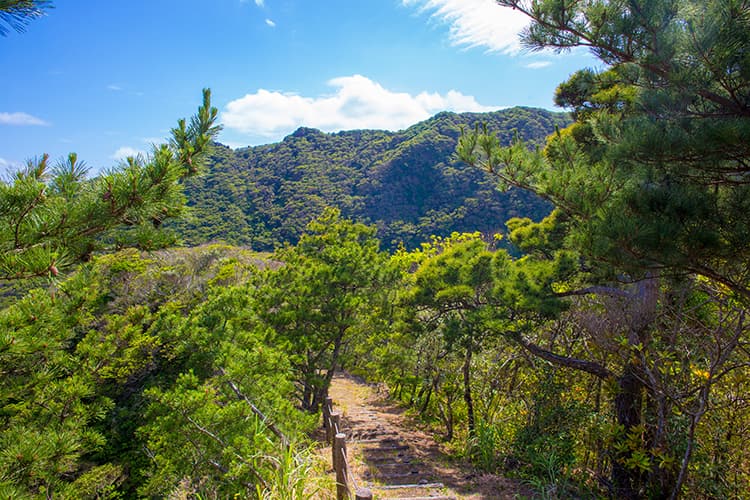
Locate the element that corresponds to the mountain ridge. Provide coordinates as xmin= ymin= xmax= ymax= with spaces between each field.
xmin=171 ymin=106 xmax=571 ymax=250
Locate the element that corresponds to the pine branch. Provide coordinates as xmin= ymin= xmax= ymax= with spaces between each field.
xmin=0 ymin=0 xmax=52 ymax=35
xmin=508 ymin=330 xmax=613 ymax=380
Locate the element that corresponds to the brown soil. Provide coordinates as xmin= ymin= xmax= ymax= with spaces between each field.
xmin=322 ymin=372 xmax=532 ymax=499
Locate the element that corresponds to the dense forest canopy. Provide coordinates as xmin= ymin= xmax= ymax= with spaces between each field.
xmin=170 ymin=107 xmax=569 ymax=250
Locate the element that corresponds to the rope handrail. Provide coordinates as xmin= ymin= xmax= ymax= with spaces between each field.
xmin=340 ymin=446 xmax=359 ymax=493
xmin=325 ymin=403 xmax=341 ymax=436
xmin=326 ymin=397 xmax=372 ymax=499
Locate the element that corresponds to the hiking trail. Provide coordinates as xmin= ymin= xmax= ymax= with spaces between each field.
xmin=325 ymin=373 xmax=530 ymax=499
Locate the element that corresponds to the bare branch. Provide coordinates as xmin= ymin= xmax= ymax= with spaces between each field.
xmin=555 ymin=286 xmax=634 ymax=300
xmin=508 ymin=331 xmax=612 ymax=380
xmin=219 ymin=368 xmax=290 ymax=448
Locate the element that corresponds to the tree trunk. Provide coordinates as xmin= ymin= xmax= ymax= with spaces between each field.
xmin=408 ymin=378 xmax=418 ymax=405
xmin=415 ymin=384 xmax=426 ymax=406
xmin=463 ymin=343 xmax=475 ymax=436
xmin=646 ymin=389 xmax=675 ymax=498
xmin=313 ymin=331 xmax=345 ymax=412
xmin=438 ymin=393 xmax=455 ymax=441
xmin=302 ymin=374 xmax=314 ymax=412
xmin=419 ymin=379 xmax=433 ymax=415
xmin=445 ymin=400 xmax=454 ymax=441
xmin=301 ymin=351 xmax=316 ymax=411
xmin=612 ymin=363 xmax=645 ymax=500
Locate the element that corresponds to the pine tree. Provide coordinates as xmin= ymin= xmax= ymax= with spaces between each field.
xmin=0 ymin=88 xmax=220 ymax=282
xmin=457 ymin=1 xmax=750 ymax=497
xmin=461 ymin=0 xmax=750 ymax=297
xmin=0 ymin=0 xmax=51 ymax=35
xmin=255 ymin=208 xmax=394 ymax=412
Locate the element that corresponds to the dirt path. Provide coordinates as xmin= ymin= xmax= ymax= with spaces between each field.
xmin=326 ymin=373 xmax=530 ymax=499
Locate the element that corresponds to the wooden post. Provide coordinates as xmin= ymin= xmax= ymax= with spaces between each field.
xmin=355 ymin=487 xmax=373 ymax=500
xmin=323 ymin=397 xmax=333 ymax=428
xmin=334 ymin=432 xmax=348 ymax=500
xmin=323 ymin=398 xmax=333 ymax=442
xmin=332 ymin=411 xmax=341 ymax=434
xmin=330 ymin=412 xmax=341 ymax=463
xmin=330 ymin=411 xmax=341 ymax=444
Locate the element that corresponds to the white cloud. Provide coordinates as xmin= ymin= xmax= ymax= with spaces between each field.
xmin=221 ymin=140 xmax=250 ymax=150
xmin=107 ymin=84 xmax=123 ymax=91
xmin=403 ymin=0 xmax=530 ymax=54
xmin=111 ymin=146 xmax=146 ymax=160
xmin=222 ymin=74 xmax=501 ymax=138
xmin=0 ymin=112 xmax=50 ymax=126
xmin=525 ymin=61 xmax=552 ymax=69
xmin=255 ymin=0 xmax=264 ymax=6
xmin=265 ymin=18 xmax=276 ymax=27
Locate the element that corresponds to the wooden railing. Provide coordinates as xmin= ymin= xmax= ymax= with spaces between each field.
xmin=323 ymin=396 xmax=373 ymax=500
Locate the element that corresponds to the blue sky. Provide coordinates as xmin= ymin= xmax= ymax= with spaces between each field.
xmin=0 ymin=0 xmax=598 ymax=173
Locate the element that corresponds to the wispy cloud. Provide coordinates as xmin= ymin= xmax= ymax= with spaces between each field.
xmin=265 ymin=18 xmax=276 ymax=27
xmin=111 ymin=146 xmax=146 ymax=160
xmin=0 ymin=157 xmax=23 ymax=170
xmin=142 ymin=136 xmax=165 ymax=146
xmin=0 ymin=112 xmax=50 ymax=126
xmin=222 ymin=74 xmax=502 ymax=138
xmin=525 ymin=61 xmax=552 ymax=69
xmin=403 ymin=0 xmax=529 ymax=54
xmin=254 ymin=0 xmax=264 ymax=6
xmin=107 ymin=84 xmax=123 ymax=91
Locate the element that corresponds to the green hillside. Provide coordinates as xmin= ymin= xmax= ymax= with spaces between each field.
xmin=171 ymin=106 xmax=570 ymax=249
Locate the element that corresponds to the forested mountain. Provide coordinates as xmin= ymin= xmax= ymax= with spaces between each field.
xmin=171 ymin=107 xmax=570 ymax=249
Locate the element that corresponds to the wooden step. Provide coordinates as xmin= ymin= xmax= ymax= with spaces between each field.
xmin=362 ymin=444 xmax=410 ymax=451
xmin=353 ymin=436 xmax=400 ymax=443
xmin=358 ymin=429 xmax=394 ymax=436
xmin=366 ymin=455 xmax=415 ymax=463
xmin=372 ymin=471 xmax=428 ymax=480
xmin=385 ymin=497 xmax=456 ymax=500
xmin=374 ymin=482 xmax=445 ymax=490
xmin=367 ymin=461 xmax=422 ymax=469
xmin=362 ymin=450 xmax=416 ymax=462
xmin=352 ymin=430 xmax=399 ymax=435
